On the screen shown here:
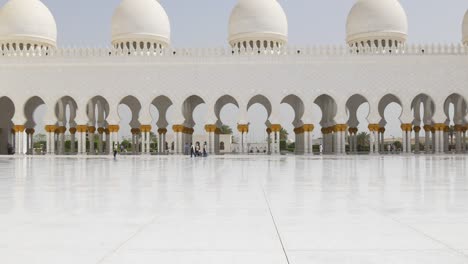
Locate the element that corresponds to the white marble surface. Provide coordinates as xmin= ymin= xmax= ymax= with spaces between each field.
xmin=0 ymin=155 xmax=468 ymax=264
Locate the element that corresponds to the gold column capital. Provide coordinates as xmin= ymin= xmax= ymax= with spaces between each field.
xmin=56 ymin=126 xmax=67 ymax=134
xmin=348 ymin=127 xmax=358 ymax=135
xmin=335 ymin=124 xmax=348 ymax=132
xmin=45 ymin=125 xmax=57 ymax=133
xmin=140 ymin=125 xmax=152 ymax=133
xmin=270 ymin=124 xmax=281 ymax=132
xmin=76 ymin=125 xmax=88 ymax=133
xmin=423 ymin=125 xmax=432 ymax=132
xmin=433 ymin=123 xmax=447 ymax=131
xmin=108 ymin=125 xmax=120 ymax=133
xmin=237 ymin=124 xmax=249 ymax=133
xmin=368 ymin=124 xmax=379 ymax=132
xmin=400 ymin=123 xmax=412 ymax=132
xmin=87 ymin=126 xmax=96 ymax=133
xmin=303 ymin=124 xmax=314 ymax=132
xmin=158 ymin=128 xmax=168 ymax=135
xmin=205 ymin=124 xmax=217 ymax=133
xmin=413 ymin=126 xmax=421 ymax=133
xmin=173 ymin=125 xmax=184 ymax=133
xmin=25 ymin=128 xmax=35 ymax=135
xmin=13 ymin=125 xmax=25 ymax=133
xmin=130 ymin=128 xmax=141 ymax=135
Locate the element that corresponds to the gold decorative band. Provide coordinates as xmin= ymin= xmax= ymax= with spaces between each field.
xmin=413 ymin=126 xmax=421 ymax=133
xmin=158 ymin=128 xmax=168 ymax=134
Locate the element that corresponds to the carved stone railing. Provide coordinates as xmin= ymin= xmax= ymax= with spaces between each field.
xmin=0 ymin=44 xmax=466 ymax=59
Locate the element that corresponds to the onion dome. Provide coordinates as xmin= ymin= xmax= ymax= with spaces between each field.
xmin=346 ymin=0 xmax=408 ymax=48
xmin=111 ymin=0 xmax=171 ymax=49
xmin=0 ymin=0 xmax=57 ymax=49
xmin=228 ymin=0 xmax=288 ymax=49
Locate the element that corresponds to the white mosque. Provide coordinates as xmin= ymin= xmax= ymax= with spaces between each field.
xmin=0 ymin=0 xmax=467 ymax=156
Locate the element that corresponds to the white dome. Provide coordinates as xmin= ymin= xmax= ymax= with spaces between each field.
xmin=112 ymin=0 xmax=170 ymax=47
xmin=228 ymin=0 xmax=288 ymax=47
xmin=0 ymin=0 xmax=57 ymax=47
xmin=346 ymin=0 xmax=408 ymax=46
xmin=463 ymin=10 xmax=468 ymax=45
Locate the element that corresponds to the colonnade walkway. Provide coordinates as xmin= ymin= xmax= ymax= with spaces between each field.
xmin=6 ymin=123 xmax=468 ymax=156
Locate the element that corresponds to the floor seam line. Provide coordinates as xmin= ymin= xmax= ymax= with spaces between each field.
xmin=364 ymin=204 xmax=468 ymax=260
xmin=262 ymin=187 xmax=291 ymax=264
xmin=95 ymin=215 xmax=160 ymax=264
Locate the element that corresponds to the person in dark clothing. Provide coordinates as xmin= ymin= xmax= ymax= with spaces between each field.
xmin=190 ymin=143 xmax=195 ymax=157
xmin=113 ymin=147 xmax=118 ymax=159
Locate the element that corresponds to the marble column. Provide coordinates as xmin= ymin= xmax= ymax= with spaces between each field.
xmin=97 ymin=127 xmax=104 ymax=154
xmin=368 ymin=124 xmax=379 ymax=154
xmin=56 ymin=126 xmax=66 ymax=155
xmin=45 ymin=125 xmax=57 ymax=155
xmin=205 ymin=124 xmax=217 ymax=155
xmin=379 ymin=127 xmax=385 ymax=153
xmin=433 ymin=123 xmax=446 ymax=154
xmin=270 ymin=124 xmax=281 ymax=155
xmin=140 ymin=125 xmax=152 ymax=155
xmin=237 ymin=124 xmax=249 ymax=154
xmin=107 ymin=125 xmax=119 ymax=155
xmin=400 ymin=124 xmax=412 ymax=154
xmin=104 ymin=128 xmax=110 ymax=154
xmin=454 ymin=125 xmax=463 ymax=154
xmin=414 ymin=126 xmax=421 ymax=154
xmin=158 ymin=128 xmax=167 ymax=154
xmin=13 ymin=125 xmax=26 ymax=155
xmin=266 ymin=128 xmax=272 ymax=155
xmin=88 ymin=126 xmax=96 ymax=155
xmin=25 ymin=128 xmax=35 ymax=155
xmin=76 ymin=125 xmax=87 ymax=155
xmin=69 ymin=128 xmax=76 ymax=154
xmin=423 ymin=125 xmax=432 ymax=154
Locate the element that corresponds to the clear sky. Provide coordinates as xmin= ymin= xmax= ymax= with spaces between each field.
xmin=1 ymin=0 xmax=465 ymax=47
xmin=3 ymin=0 xmax=466 ymax=143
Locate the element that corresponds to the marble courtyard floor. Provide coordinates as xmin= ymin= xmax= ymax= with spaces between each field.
xmin=0 ymin=155 xmax=468 ymax=264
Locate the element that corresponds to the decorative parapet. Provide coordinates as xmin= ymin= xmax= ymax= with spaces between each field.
xmin=0 ymin=43 xmax=466 ymax=59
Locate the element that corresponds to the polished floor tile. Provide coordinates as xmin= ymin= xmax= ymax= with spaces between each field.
xmin=0 ymin=155 xmax=467 ymax=264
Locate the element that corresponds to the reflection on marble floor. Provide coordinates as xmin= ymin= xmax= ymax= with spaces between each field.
xmin=0 ymin=155 xmax=468 ymax=264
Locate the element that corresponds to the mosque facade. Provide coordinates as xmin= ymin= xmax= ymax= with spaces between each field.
xmin=0 ymin=0 xmax=467 ymax=156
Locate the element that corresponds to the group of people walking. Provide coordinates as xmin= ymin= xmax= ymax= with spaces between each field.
xmin=188 ymin=142 xmax=207 ymax=158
